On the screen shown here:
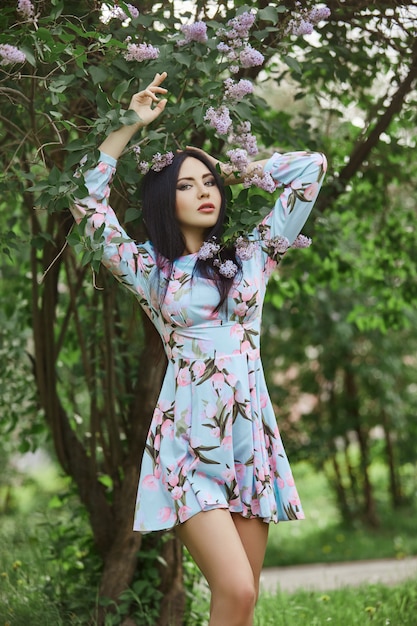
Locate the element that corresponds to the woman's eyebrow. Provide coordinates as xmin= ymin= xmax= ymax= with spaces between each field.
xmin=177 ymin=173 xmax=212 ymax=183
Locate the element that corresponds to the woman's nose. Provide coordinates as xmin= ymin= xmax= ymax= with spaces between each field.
xmin=198 ymin=185 xmax=209 ymax=197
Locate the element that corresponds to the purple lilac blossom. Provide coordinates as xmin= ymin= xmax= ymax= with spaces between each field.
xmin=179 ymin=22 xmax=208 ymax=44
xmin=224 ymin=78 xmax=253 ymax=101
xmin=217 ymin=259 xmax=238 ymax=278
xmin=235 ymin=237 xmax=256 ymax=261
xmin=243 ymin=171 xmax=276 ymax=193
xmin=308 ymin=7 xmax=331 ymax=23
xmin=204 ymin=106 xmax=233 ymax=135
xmin=123 ymin=42 xmax=160 ymax=62
xmin=17 ymin=0 xmax=35 ymax=19
xmin=226 ymin=11 xmax=256 ymax=39
xmin=231 ymin=122 xmax=258 ymax=156
xmin=267 ymin=236 xmax=290 ymax=255
xmin=292 ymin=234 xmax=312 ymax=248
xmin=197 ymin=241 xmax=220 ymax=260
xmin=239 ymin=45 xmax=264 ymax=68
xmin=226 ymin=149 xmax=249 ymax=171
xmin=0 ymin=44 xmax=26 ymax=65
xmin=288 ymin=18 xmax=314 ymax=36
xmin=138 ymin=161 xmax=150 ymax=174
xmin=151 ymin=152 xmax=174 ymax=172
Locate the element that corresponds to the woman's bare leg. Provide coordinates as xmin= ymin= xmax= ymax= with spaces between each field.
xmin=231 ymin=513 xmax=269 ymax=600
xmin=176 ymin=509 xmax=261 ymax=626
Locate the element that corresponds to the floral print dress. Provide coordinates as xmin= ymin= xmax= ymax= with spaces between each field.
xmin=72 ymin=149 xmax=327 ymax=532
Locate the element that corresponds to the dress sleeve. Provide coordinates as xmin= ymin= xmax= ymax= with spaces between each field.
xmin=255 ymin=151 xmax=327 ymax=276
xmin=70 ymin=152 xmax=156 ymax=306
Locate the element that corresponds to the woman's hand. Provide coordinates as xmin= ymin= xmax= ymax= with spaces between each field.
xmin=129 ymin=72 xmax=168 ymax=128
xmin=99 ymin=72 xmax=168 ymax=160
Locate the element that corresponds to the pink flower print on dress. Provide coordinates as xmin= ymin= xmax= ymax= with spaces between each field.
xmin=153 ymin=434 xmax=161 ymax=451
xmin=211 ymin=426 xmax=221 ymax=439
xmin=241 ymin=285 xmax=255 ymax=302
xmin=211 ymin=372 xmax=225 ymax=389
xmin=178 ymin=505 xmax=193 ymax=523
xmin=168 ymin=473 xmax=179 ymax=487
xmin=234 ymin=302 xmax=248 ymax=317
xmin=215 ymin=355 xmax=231 ymax=370
xmin=226 ymin=373 xmax=238 ymax=387
xmin=304 ymin=181 xmax=319 ymax=201
xmin=192 ymin=361 xmax=206 ymax=379
xmin=205 ymin=403 xmax=218 ymax=419
xmin=157 ymin=507 xmax=176 ymax=524
xmin=177 ymin=367 xmax=191 ymax=386
xmin=142 ymin=474 xmax=159 ymax=490
xmin=251 ymin=499 xmax=261 ymax=515
xmin=277 ymin=476 xmax=285 ymax=489
xmin=289 ymin=490 xmax=301 ymax=507
xmin=171 ymin=486 xmax=183 ymax=500
xmin=161 ymin=419 xmax=174 ymax=439
xmin=230 ymin=324 xmax=245 ymax=340
xmin=285 ymin=472 xmax=295 ymax=487
xmin=221 ymin=435 xmax=233 ymax=450
xmin=222 ymin=467 xmax=235 ymax=482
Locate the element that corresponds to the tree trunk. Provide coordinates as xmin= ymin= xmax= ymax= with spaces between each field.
xmin=343 ymin=369 xmax=379 ymax=527
xmin=381 ymin=410 xmax=402 ymax=508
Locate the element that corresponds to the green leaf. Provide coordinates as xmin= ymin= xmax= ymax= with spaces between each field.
xmin=89 ymin=65 xmax=109 ymax=85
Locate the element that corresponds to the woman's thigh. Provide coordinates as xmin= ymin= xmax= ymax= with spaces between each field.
xmin=175 ymin=508 xmax=255 ymax=594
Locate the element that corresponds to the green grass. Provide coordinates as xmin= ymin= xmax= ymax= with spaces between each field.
xmin=254 ymin=579 xmax=417 ymax=625
xmin=265 ymin=461 xmax=417 ymax=567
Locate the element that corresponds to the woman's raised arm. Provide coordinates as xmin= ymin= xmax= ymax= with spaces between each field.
xmin=99 ymin=72 xmax=168 ymax=160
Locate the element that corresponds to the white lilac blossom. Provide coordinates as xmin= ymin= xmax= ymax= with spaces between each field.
xmin=179 ymin=22 xmax=208 ymax=45
xmin=138 ymin=161 xmax=150 ymax=174
xmin=0 ymin=44 xmax=26 ymax=65
xmin=204 ymin=106 xmax=233 ymax=135
xmin=223 ymin=78 xmax=254 ymax=101
xmin=17 ymin=0 xmax=35 ymax=19
xmin=102 ymin=3 xmax=139 ymax=22
xmin=151 ymin=152 xmax=174 ymax=172
xmin=123 ymin=42 xmax=160 ymax=62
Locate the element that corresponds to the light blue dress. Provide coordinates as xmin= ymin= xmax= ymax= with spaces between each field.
xmin=73 ymin=150 xmax=327 ymax=532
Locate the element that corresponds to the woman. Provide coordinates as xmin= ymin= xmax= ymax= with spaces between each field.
xmin=72 ymin=72 xmax=326 ymax=626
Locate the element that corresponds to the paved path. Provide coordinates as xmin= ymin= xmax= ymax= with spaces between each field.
xmin=260 ymin=557 xmax=417 ymax=594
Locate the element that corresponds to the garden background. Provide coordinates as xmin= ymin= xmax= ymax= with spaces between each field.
xmin=1 ymin=0 xmax=416 ymax=624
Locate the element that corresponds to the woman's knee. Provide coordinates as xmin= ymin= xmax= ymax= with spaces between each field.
xmin=213 ymin=574 xmax=257 ymax=615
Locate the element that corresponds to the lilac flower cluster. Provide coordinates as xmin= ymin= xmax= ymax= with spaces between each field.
xmin=17 ymin=0 xmax=35 ymax=20
xmin=196 ymin=228 xmax=312 ymax=278
xmin=204 ymin=105 xmax=233 ymax=135
xmin=287 ymin=4 xmax=331 ymax=37
xmin=214 ymin=259 xmax=238 ymax=279
xmin=123 ymin=42 xmax=160 ymax=62
xmin=0 ymin=44 xmax=26 ymax=66
xmin=151 ymin=151 xmax=174 ymax=172
xmin=102 ymin=3 xmax=139 ymax=22
xmin=178 ymin=22 xmax=208 ymax=45
xmin=223 ymin=78 xmax=253 ymax=102
xmin=235 ymin=236 xmax=257 ymax=261
xmin=291 ymin=234 xmax=312 ymax=248
xmin=133 ymin=146 xmax=174 ymax=174
xmin=230 ymin=122 xmax=258 ymax=156
xmin=243 ymin=171 xmax=277 ymax=193
xmin=226 ymin=149 xmax=249 ymax=171
xmin=197 ymin=240 xmax=220 ymax=260
xmin=216 ymin=11 xmax=264 ymax=74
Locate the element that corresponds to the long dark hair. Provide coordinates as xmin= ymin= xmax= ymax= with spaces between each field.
xmin=141 ymin=149 xmax=241 ymax=309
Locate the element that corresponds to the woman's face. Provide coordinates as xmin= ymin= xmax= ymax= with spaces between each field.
xmin=175 ymin=157 xmax=222 ymax=244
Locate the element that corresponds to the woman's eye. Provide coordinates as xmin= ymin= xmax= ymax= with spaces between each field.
xmin=205 ymin=179 xmax=216 ymax=186
xmin=177 ymin=184 xmax=191 ymax=191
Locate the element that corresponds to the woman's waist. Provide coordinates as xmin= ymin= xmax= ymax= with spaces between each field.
xmin=163 ymin=322 xmax=260 ymax=360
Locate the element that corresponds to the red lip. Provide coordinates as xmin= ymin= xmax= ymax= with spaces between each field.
xmin=198 ymin=203 xmax=215 ymax=212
